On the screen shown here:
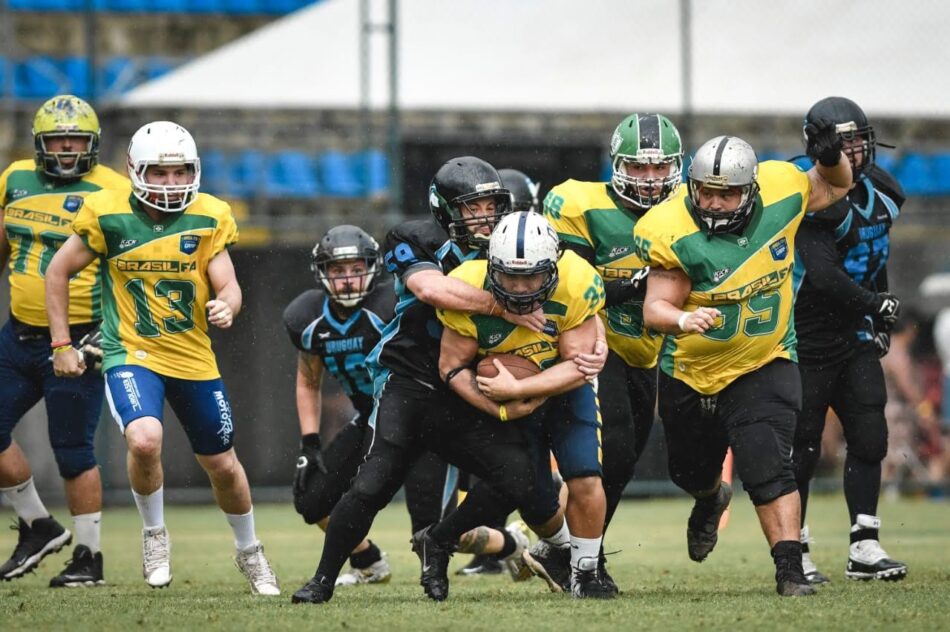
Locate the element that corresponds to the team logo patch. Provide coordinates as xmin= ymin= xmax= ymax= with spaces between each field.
xmin=487 ymin=332 xmax=504 ymax=345
xmin=62 ymin=195 xmax=83 ymax=213
xmin=542 ymin=320 xmax=558 ymax=336
xmin=9 ymin=189 xmax=28 ymax=201
xmin=713 ymin=267 xmax=731 ymax=283
xmin=179 ymin=234 xmax=201 ymax=255
xmin=769 ymin=237 xmax=789 ymax=261
xmin=119 ymin=239 xmax=138 ymax=250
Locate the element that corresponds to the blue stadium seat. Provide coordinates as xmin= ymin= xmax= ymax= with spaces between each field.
xmin=265 ymin=0 xmax=305 ymax=13
xmin=100 ymin=0 xmax=148 ymax=11
xmin=931 ymin=153 xmax=950 ymax=195
xmin=99 ymin=56 xmax=138 ymax=95
xmin=62 ymin=57 xmax=91 ymax=99
xmin=318 ymin=151 xmax=360 ymax=197
xmin=874 ymin=152 xmax=898 ymax=175
xmin=185 ymin=0 xmax=222 ymax=11
xmin=226 ymin=150 xmax=266 ymax=198
xmin=895 ymin=153 xmax=938 ymax=196
xmin=221 ymin=0 xmax=261 ymax=14
xmin=9 ymin=0 xmax=82 ymax=9
xmin=14 ymin=57 xmax=63 ymax=99
xmin=267 ymin=151 xmax=320 ymax=198
xmin=358 ymin=149 xmax=390 ymax=195
xmin=199 ymin=149 xmax=228 ymax=196
xmin=148 ymin=0 xmax=189 ymax=11
xmin=145 ymin=57 xmax=175 ymax=80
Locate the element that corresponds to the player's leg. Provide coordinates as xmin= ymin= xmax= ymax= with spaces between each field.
xmin=104 ymin=366 xmax=170 ymax=588
xmin=453 ymin=471 xmax=508 ymax=577
xmin=832 ymin=347 xmax=907 ymax=581
xmin=721 ymin=360 xmax=813 ymax=597
xmin=792 ymin=360 xmax=839 ymax=584
xmin=165 ymin=376 xmax=279 ymax=596
xmin=43 ymin=364 xmax=106 ymax=587
xmin=0 ymin=323 xmax=70 ymax=581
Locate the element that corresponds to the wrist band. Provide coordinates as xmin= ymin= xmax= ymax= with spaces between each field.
xmin=50 ymin=339 xmax=72 ymax=349
xmin=52 ymin=345 xmax=74 ymax=355
xmin=445 ymin=366 xmax=467 ymax=385
xmin=498 ymin=404 xmax=508 ymax=422
xmin=677 ymin=311 xmax=690 ymax=332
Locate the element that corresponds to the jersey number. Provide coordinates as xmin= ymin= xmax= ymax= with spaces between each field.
xmin=323 ymin=353 xmax=374 ymax=396
xmin=5 ymin=226 xmax=69 ymax=277
xmin=125 ymin=278 xmax=196 ymax=337
xmin=701 ymin=291 xmax=782 ymax=342
xmin=543 ymin=191 xmax=564 ymax=220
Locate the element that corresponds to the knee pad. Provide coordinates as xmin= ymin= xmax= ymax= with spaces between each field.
xmin=53 ymin=445 xmax=97 ymax=479
xmin=731 ymin=416 xmax=797 ymax=506
xmin=845 ymin=413 xmax=888 ymax=463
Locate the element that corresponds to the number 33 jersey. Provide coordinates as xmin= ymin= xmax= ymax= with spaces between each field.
xmin=0 ymin=159 xmax=129 ymax=326
xmin=633 ymin=160 xmax=810 ymax=395
xmin=72 ymin=189 xmax=239 ymax=379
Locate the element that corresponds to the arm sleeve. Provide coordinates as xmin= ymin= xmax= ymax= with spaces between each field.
xmin=211 ymin=206 xmax=239 ymax=256
xmin=71 ymin=204 xmax=107 ymax=255
xmin=796 ymin=220 xmax=880 ymax=314
xmin=603 ymin=277 xmax=645 ymax=307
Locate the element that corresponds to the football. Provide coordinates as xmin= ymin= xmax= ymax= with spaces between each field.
xmin=476 ymin=353 xmax=541 ymax=379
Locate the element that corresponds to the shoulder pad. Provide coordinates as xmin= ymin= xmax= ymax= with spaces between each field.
xmin=864 ymin=165 xmax=905 ymax=207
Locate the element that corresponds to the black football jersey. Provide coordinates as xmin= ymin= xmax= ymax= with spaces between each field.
xmin=367 ymin=219 xmax=481 ymax=388
xmin=794 ymin=166 xmax=904 ymax=363
xmin=283 ymin=280 xmax=396 ymax=419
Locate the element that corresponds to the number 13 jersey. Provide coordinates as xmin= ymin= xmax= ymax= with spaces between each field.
xmin=633 ymin=161 xmax=810 ymax=394
xmin=72 ymin=190 xmax=239 ymax=379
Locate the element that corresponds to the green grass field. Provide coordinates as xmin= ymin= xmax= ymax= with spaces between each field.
xmin=1 ymin=494 xmax=947 ymax=631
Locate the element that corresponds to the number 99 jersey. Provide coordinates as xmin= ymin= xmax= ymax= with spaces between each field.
xmin=71 ymin=189 xmax=238 ymax=380
xmin=634 ymin=161 xmax=810 ymax=395
xmin=0 ymin=159 xmax=129 ymax=326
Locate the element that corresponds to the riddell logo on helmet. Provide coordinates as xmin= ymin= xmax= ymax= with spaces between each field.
xmin=474 ymin=181 xmax=500 ymax=192
xmin=157 ymin=152 xmax=185 ymax=163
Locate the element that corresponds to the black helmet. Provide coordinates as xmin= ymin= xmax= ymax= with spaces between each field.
xmin=804 ymin=96 xmax=875 ymax=178
xmin=428 ymin=156 xmax=512 ymax=250
xmin=310 ymin=225 xmax=380 ymax=308
xmin=498 ymin=168 xmax=540 ymax=213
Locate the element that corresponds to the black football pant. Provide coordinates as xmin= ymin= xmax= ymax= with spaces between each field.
xmin=598 ymin=352 xmax=657 ymax=532
xmin=314 ymin=373 xmax=552 ymax=583
xmin=793 ymin=346 xmax=888 ymax=525
xmin=293 ymin=416 xmax=454 ymax=534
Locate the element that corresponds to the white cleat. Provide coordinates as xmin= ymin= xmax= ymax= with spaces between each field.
xmin=143 ymin=526 xmax=172 ymax=588
xmin=845 ymin=515 xmax=907 ymax=582
xmin=335 ymin=553 xmax=392 ymax=586
xmin=800 ymin=526 xmax=830 ymax=585
xmin=235 ymin=542 xmax=280 ymax=596
xmin=502 ymin=521 xmax=532 ymax=582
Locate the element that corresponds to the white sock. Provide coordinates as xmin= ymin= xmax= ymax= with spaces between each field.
xmin=73 ymin=512 xmax=102 ymax=553
xmin=570 ymin=535 xmax=602 ymax=571
xmin=132 ymin=487 xmax=165 ymax=530
xmin=0 ymin=477 xmax=49 ymax=526
xmin=225 ymin=508 xmax=258 ymax=551
xmin=542 ymin=518 xmax=571 ymax=549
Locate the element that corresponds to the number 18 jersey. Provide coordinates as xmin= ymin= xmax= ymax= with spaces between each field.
xmin=72 ymin=190 xmax=239 ymax=380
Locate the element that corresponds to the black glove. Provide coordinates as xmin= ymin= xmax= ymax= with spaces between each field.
xmin=804 ymin=117 xmax=844 ymax=167
xmin=293 ymin=433 xmax=327 ymax=497
xmin=604 ymin=266 xmax=650 ymax=307
xmin=873 ymin=331 xmax=891 ymax=357
xmin=77 ymin=327 xmax=103 ymax=372
xmin=875 ymin=292 xmax=901 ymax=330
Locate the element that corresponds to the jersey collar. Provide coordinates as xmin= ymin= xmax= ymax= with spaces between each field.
xmin=322 ymin=296 xmax=361 ymax=335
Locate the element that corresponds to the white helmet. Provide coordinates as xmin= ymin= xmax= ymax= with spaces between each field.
xmin=686 ymin=135 xmax=759 ymax=234
xmin=127 ymin=121 xmax=201 ymax=213
xmin=488 ymin=211 xmax=561 ymax=314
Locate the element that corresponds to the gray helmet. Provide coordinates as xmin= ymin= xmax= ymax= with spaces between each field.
xmin=498 ymin=168 xmax=540 ymax=213
xmin=686 ymin=136 xmax=760 ymax=234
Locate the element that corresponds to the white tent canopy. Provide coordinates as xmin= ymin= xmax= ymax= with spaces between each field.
xmin=122 ymin=0 xmax=950 ymax=118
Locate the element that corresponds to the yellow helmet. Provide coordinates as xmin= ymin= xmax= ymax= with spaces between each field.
xmin=32 ymin=94 xmax=100 ymax=179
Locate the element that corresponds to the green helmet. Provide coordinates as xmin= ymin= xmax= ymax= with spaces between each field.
xmin=609 ymin=113 xmax=683 ymax=209
xmin=32 ymin=94 xmax=100 ymax=179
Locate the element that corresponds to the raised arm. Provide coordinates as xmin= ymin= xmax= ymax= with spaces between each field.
xmin=803 ymin=118 xmax=853 ymax=212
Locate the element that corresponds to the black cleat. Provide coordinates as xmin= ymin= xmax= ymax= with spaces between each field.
xmin=598 ymin=553 xmax=620 ymax=596
xmin=411 ymin=526 xmax=453 ymax=601
xmin=291 ymin=574 xmax=334 ymax=604
xmin=571 ymin=563 xmax=616 ymax=599
xmin=49 ymin=545 xmax=104 ymax=587
xmin=0 ymin=517 xmax=72 ymax=581
xmin=773 ymin=543 xmax=816 ymax=597
xmin=687 ymin=482 xmax=732 ymax=563
xmin=522 ymin=540 xmax=571 ymax=593
xmin=456 ymin=554 xmax=504 ymax=576
xmin=846 ymin=540 xmax=908 ymax=582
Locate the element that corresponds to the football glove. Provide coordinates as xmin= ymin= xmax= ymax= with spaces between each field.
xmin=77 ymin=327 xmax=103 ymax=372
xmin=873 ymin=331 xmax=891 ymax=357
xmin=875 ymin=292 xmax=901 ymax=330
xmin=604 ymin=266 xmax=650 ymax=306
xmin=804 ymin=117 xmax=845 ymax=167
xmin=293 ymin=433 xmax=327 ymax=497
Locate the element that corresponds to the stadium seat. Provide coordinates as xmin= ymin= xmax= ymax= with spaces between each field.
xmin=199 ymin=149 xmax=228 ymax=196
xmin=221 ymin=0 xmax=261 ymax=14
xmin=147 ymin=0 xmax=189 ymax=11
xmin=185 ymin=0 xmax=222 ymax=12
xmin=9 ymin=0 xmax=82 ymax=9
xmin=931 ymin=153 xmax=950 ymax=195
xmin=145 ymin=57 xmax=175 ymax=80
xmin=267 ymin=151 xmax=320 ymax=198
xmin=895 ymin=153 xmax=937 ymax=196
xmin=100 ymin=0 xmax=149 ymax=11
xmin=99 ymin=56 xmax=138 ymax=96
xmin=14 ymin=56 xmax=64 ymax=99
xmin=318 ymin=151 xmax=361 ymax=197
xmin=62 ymin=56 xmax=91 ymax=99
xmin=358 ymin=149 xmax=390 ymax=196
xmin=874 ymin=152 xmax=898 ymax=175
xmin=230 ymin=150 xmax=266 ymax=198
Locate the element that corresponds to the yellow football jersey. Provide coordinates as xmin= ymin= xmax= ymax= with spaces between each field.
xmin=72 ymin=190 xmax=239 ymax=380
xmin=0 ymin=159 xmax=129 ymax=326
xmin=545 ymin=179 xmax=686 ymax=368
xmin=437 ymin=250 xmax=605 ymax=368
xmin=633 ymin=160 xmax=811 ymax=394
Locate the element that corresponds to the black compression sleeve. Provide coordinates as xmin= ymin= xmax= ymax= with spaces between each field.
xmin=797 ymin=221 xmax=880 ymax=314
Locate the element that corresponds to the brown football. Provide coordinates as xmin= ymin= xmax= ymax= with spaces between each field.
xmin=476 ymin=353 xmax=541 ymax=379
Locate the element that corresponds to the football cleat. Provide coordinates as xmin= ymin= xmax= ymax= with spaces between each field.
xmin=800 ymin=526 xmax=830 ymax=585
xmin=522 ymin=540 xmax=571 ymax=593
xmin=335 ymin=553 xmax=392 ymax=586
xmin=845 ymin=514 xmax=907 ymax=582
xmin=235 ymin=542 xmax=280 ymax=596
xmin=456 ymin=554 xmax=504 ymax=576
xmin=411 ymin=526 xmax=453 ymax=601
xmin=291 ymin=574 xmax=334 ymax=604
xmin=501 ymin=521 xmax=531 ymax=581
xmin=0 ymin=516 xmax=71 ymax=581
xmin=598 ymin=553 xmax=620 ymax=596
xmin=687 ymin=482 xmax=732 ymax=562
xmin=49 ymin=545 xmax=104 ymax=588
xmin=142 ymin=526 xmax=172 ymax=588
xmin=571 ymin=559 xmax=616 ymax=599
xmin=773 ymin=545 xmax=816 ymax=597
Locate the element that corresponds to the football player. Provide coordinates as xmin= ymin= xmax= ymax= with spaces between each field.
xmin=636 ymin=131 xmax=852 ymax=596
xmin=499 ymin=168 xmax=540 ymax=214
xmin=792 ymin=97 xmax=907 ymax=583
xmin=0 ymin=95 xmax=127 ymax=586
xmin=291 ymin=156 xmax=606 ymax=605
xmin=543 ymin=113 xmax=683 ymax=592
xmin=45 ymin=121 xmax=279 ymax=595
xmin=284 ymin=224 xmax=457 ymax=586
xmin=430 ymin=211 xmax=613 ymax=599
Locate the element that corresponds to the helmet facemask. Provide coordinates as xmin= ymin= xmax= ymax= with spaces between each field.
xmin=35 ymin=132 xmax=99 ymax=179
xmin=687 ymin=179 xmax=760 ymax=235
xmin=432 ymin=188 xmax=512 ymax=251
xmin=312 ymin=255 xmax=378 ymax=308
xmin=127 ymin=121 xmax=202 ymax=213
xmin=489 ymin=260 xmax=558 ymax=315
xmin=487 ymin=211 xmax=561 ymax=314
xmin=611 ymin=152 xmax=683 ymax=209
xmin=835 ymin=121 xmax=876 ymax=179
